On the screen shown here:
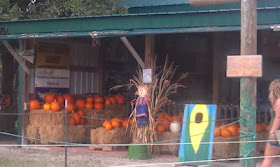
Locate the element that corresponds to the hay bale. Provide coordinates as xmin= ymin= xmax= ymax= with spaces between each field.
xmin=29 ymin=110 xmax=64 ymax=126
xmin=26 ymin=125 xmax=40 ymax=144
xmin=90 ymin=127 xmax=131 ymax=149
xmin=157 ymin=131 xmax=181 ymax=155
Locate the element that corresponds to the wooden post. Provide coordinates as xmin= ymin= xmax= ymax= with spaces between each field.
xmin=212 ymin=33 xmax=222 ymax=104
xmin=144 ymin=35 xmax=155 ymax=69
xmin=240 ymin=0 xmax=257 ymax=166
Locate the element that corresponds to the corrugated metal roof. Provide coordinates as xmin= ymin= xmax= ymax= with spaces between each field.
xmin=124 ymin=0 xmax=189 ymax=7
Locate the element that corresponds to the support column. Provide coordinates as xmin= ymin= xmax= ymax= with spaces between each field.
xmin=212 ymin=33 xmax=222 ymax=104
xmin=144 ymin=35 xmax=155 ymax=69
xmin=239 ymin=0 xmax=257 ymax=166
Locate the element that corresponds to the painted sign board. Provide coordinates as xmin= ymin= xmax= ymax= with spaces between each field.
xmin=179 ymin=104 xmax=216 ymax=166
xmin=35 ymin=44 xmax=70 ymax=88
xmin=226 ymin=55 xmax=262 ymax=77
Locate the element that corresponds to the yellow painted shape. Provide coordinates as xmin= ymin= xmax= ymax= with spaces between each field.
xmin=189 ymin=104 xmax=209 ymax=153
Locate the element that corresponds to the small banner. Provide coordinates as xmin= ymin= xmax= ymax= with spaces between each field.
xmin=178 ymin=104 xmax=216 ymax=166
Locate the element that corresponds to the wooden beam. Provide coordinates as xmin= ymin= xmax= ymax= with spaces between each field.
xmin=190 ymin=0 xmax=240 ymax=6
xmin=239 ymin=0 xmax=257 ymax=166
xmin=2 ymin=40 xmax=30 ymax=75
xmin=120 ymin=37 xmax=145 ymax=68
xmin=144 ymin=35 xmax=155 ymax=68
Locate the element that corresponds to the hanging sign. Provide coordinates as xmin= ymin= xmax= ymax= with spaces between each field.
xmin=178 ymin=104 xmax=216 ymax=166
xmin=143 ymin=68 xmax=152 ymax=83
xmin=226 ymin=55 xmax=262 ymax=77
xmin=35 ymin=44 xmax=70 ymax=88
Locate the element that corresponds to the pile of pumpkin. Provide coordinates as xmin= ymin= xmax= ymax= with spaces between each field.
xmin=102 ymin=118 xmax=132 ymax=130
xmin=155 ymin=112 xmax=183 ymax=133
xmin=29 ymin=93 xmax=126 ymax=111
xmin=214 ymin=121 xmax=270 ymax=138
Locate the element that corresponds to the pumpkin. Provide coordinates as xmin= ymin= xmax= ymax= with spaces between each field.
xmin=156 ymin=124 xmax=166 ymax=133
xmin=67 ymin=103 xmax=75 ymax=113
xmin=75 ymin=99 xmax=86 ymax=109
xmin=256 ymin=123 xmax=264 ymax=133
xmin=72 ymin=112 xmax=80 ymax=124
xmin=85 ymin=102 xmax=94 ymax=109
xmin=94 ymin=96 xmax=104 ymax=104
xmin=221 ymin=128 xmax=232 ymax=138
xmin=63 ymin=94 xmax=75 ymax=104
xmin=265 ymin=125 xmax=270 ymax=132
xmin=261 ymin=123 xmax=268 ymax=131
xmin=114 ymin=94 xmax=125 ymax=105
xmin=70 ymin=117 xmax=76 ymax=125
xmin=108 ymin=97 xmax=117 ymax=104
xmin=94 ymin=103 xmax=104 ymax=110
xmin=86 ymin=96 xmax=94 ymax=103
xmin=214 ymin=129 xmax=221 ymax=137
xmin=169 ymin=121 xmax=181 ymax=133
xmin=80 ymin=118 xmax=85 ymax=124
xmin=157 ymin=117 xmax=170 ymax=130
xmin=29 ymin=100 xmax=41 ymax=110
xmin=56 ymin=95 xmax=65 ymax=105
xmin=50 ymin=101 xmax=61 ymax=111
xmin=77 ymin=110 xmax=85 ymax=116
xmin=105 ymin=123 xmax=113 ymax=130
xmin=172 ymin=115 xmax=181 ymax=122
xmin=122 ymin=118 xmax=129 ymax=128
xmin=103 ymin=120 xmax=111 ymax=128
xmin=105 ymin=99 xmax=111 ymax=105
xmin=111 ymin=118 xmax=120 ymax=128
xmin=43 ymin=103 xmax=51 ymax=110
xmin=227 ymin=125 xmax=238 ymax=136
xmin=44 ymin=93 xmax=56 ymax=104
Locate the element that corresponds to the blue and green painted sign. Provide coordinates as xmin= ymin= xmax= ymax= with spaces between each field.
xmin=178 ymin=104 xmax=216 ymax=166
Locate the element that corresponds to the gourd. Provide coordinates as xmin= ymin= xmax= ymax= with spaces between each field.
xmin=169 ymin=121 xmax=181 ymax=133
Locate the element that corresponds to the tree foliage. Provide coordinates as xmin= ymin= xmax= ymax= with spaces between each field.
xmin=0 ymin=0 xmax=128 ymax=20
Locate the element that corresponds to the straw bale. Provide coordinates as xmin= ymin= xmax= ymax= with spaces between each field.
xmin=91 ymin=127 xmax=131 ymax=146
xmin=157 ymin=131 xmax=181 ymax=155
xmin=26 ymin=125 xmax=40 ymax=144
xmin=29 ymin=110 xmax=65 ymax=126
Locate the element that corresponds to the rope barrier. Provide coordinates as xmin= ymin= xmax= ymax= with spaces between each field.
xmin=111 ymin=155 xmax=280 ymax=167
xmin=0 ymin=117 xmax=274 ymax=147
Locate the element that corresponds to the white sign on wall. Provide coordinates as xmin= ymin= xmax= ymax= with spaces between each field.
xmin=35 ymin=45 xmax=70 ymax=88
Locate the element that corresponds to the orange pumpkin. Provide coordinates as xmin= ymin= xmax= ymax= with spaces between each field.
xmin=157 ymin=118 xmax=170 ymax=130
xmin=104 ymin=99 xmax=111 ymax=105
xmin=44 ymin=93 xmax=56 ymax=104
xmin=214 ymin=129 xmax=221 ymax=137
xmin=122 ymin=118 xmax=129 ymax=128
xmin=227 ymin=125 xmax=238 ymax=136
xmin=103 ymin=120 xmax=111 ymax=128
xmin=114 ymin=94 xmax=125 ymax=105
xmin=67 ymin=103 xmax=75 ymax=113
xmin=43 ymin=103 xmax=51 ymax=110
xmin=72 ymin=112 xmax=80 ymax=124
xmin=29 ymin=100 xmax=41 ymax=110
xmin=75 ymin=99 xmax=86 ymax=109
xmin=80 ymin=118 xmax=85 ymax=124
xmin=94 ymin=96 xmax=104 ymax=104
xmin=70 ymin=117 xmax=76 ymax=125
xmin=266 ymin=125 xmax=270 ymax=132
xmin=50 ymin=101 xmax=61 ymax=111
xmin=63 ymin=94 xmax=75 ymax=104
xmin=94 ymin=103 xmax=104 ymax=110
xmin=77 ymin=110 xmax=85 ymax=116
xmin=108 ymin=97 xmax=117 ymax=104
xmin=86 ymin=96 xmax=94 ymax=103
xmin=56 ymin=95 xmax=65 ymax=105
xmin=111 ymin=118 xmax=120 ymax=128
xmin=85 ymin=102 xmax=94 ymax=109
xmin=221 ymin=128 xmax=232 ymax=138
xmin=105 ymin=123 xmax=113 ymax=130
xmin=256 ymin=123 xmax=264 ymax=133
xmin=156 ymin=124 xmax=166 ymax=133
xmin=172 ymin=115 xmax=181 ymax=122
